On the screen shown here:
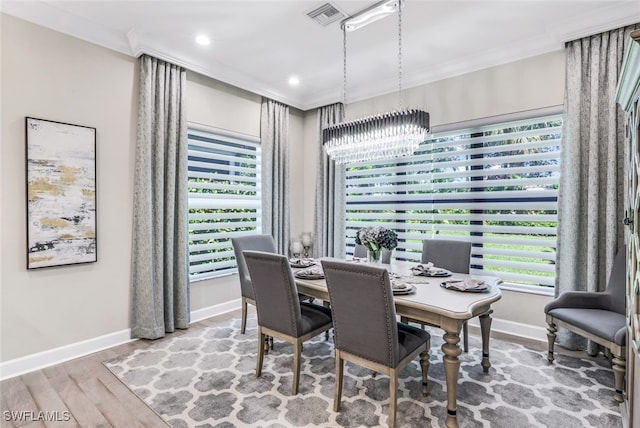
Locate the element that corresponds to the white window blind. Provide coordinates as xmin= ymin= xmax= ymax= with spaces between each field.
xmin=345 ymin=112 xmax=562 ymax=290
xmin=187 ymin=126 xmax=261 ymax=281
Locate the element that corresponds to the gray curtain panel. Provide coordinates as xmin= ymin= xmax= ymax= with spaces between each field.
xmin=313 ymin=103 xmax=345 ymax=258
xmin=260 ymin=98 xmax=290 ymax=254
xmin=131 ymin=55 xmax=190 ymax=339
xmin=555 ymin=24 xmax=639 ymax=349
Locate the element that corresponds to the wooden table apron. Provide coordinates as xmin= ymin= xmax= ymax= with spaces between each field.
xmin=293 ymin=260 xmax=502 ymax=428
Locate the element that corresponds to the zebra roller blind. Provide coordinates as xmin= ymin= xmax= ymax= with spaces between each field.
xmin=187 ymin=126 xmax=262 ymax=281
xmin=345 ymin=111 xmax=562 ymax=290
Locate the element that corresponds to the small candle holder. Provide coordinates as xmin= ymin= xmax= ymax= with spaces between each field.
xmin=291 ymin=240 xmax=303 ymax=258
xmin=301 ymin=232 xmax=313 ymax=258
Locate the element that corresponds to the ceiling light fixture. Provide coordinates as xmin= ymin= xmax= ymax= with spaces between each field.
xmin=288 ymin=76 xmax=300 ymax=86
xmin=342 ymin=0 xmax=400 ymax=32
xmin=195 ymin=34 xmax=210 ymax=46
xmin=322 ymin=0 xmax=430 ymax=165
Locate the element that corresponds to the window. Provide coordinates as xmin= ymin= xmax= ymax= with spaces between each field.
xmin=187 ymin=125 xmax=261 ymax=281
xmin=345 ymin=109 xmax=562 ymax=291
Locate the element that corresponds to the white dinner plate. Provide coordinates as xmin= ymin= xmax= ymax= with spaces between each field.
xmin=392 ymin=284 xmax=416 ymax=295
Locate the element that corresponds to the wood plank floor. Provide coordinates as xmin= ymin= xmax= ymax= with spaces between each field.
xmin=0 ymin=311 xmax=237 ymax=428
xmin=0 ymin=309 xmax=572 ymax=428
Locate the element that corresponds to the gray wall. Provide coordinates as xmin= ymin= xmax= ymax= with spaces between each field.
xmin=1 ymin=11 xmax=564 ymax=365
xmin=2 ymin=13 xmax=138 ymax=362
xmin=0 ymin=13 xmax=305 ymax=362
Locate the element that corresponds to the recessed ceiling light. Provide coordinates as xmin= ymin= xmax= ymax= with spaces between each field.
xmin=195 ymin=34 xmax=210 ymax=46
xmin=288 ymin=76 xmax=300 ymax=86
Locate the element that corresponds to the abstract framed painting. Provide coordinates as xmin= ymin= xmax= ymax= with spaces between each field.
xmin=25 ymin=117 xmax=97 ymax=269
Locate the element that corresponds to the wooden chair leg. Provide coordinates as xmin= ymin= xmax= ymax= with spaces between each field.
xmin=334 ymin=350 xmax=344 ymax=412
xmin=420 ymin=347 xmax=430 ymax=396
xmin=389 ymin=370 xmax=398 ymax=428
xmin=324 ymin=301 xmax=331 ymax=340
xmin=256 ymin=327 xmax=265 ymax=377
xmin=612 ymin=352 xmax=626 ymax=403
xmin=292 ymin=340 xmax=302 ymax=395
xmin=546 ymin=321 xmax=557 ymax=363
xmin=241 ymin=297 xmax=248 ymax=334
xmin=463 ymin=321 xmax=469 ymax=353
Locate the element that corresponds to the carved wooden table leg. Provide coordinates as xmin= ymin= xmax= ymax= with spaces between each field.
xmin=479 ymin=310 xmax=493 ymax=373
xmin=441 ymin=320 xmax=462 ymax=428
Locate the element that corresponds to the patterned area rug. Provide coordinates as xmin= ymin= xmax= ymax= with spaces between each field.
xmin=104 ymin=312 xmax=622 ymax=428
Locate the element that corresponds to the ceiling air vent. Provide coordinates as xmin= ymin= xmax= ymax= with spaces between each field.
xmin=307 ymin=3 xmax=346 ymax=26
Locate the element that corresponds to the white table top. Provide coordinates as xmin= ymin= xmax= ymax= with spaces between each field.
xmin=389 ymin=260 xmax=502 ymax=319
xmin=294 ymin=259 xmax=502 ymax=321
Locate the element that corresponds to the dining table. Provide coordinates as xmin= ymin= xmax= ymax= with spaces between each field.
xmin=292 ymin=258 xmax=503 ymax=428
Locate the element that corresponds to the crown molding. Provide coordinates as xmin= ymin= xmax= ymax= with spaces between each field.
xmin=3 ymin=1 xmax=639 ymax=112
xmin=1 ymin=0 xmax=133 ymax=56
xmin=135 ymin=43 xmax=307 ymax=109
xmin=552 ymin=1 xmax=640 ymax=44
xmin=302 ymin=2 xmax=640 ymax=111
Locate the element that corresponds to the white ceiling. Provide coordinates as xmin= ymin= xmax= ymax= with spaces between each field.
xmin=2 ymin=1 xmax=639 ymax=111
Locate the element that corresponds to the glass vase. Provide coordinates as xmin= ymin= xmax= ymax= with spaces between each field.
xmin=367 ymin=249 xmax=381 ymax=264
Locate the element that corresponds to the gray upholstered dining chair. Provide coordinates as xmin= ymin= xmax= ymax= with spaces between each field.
xmin=321 ymin=259 xmax=430 ymax=428
xmin=243 ymin=250 xmax=333 ymax=395
xmin=422 ymin=239 xmax=472 ymax=274
xmin=231 ymin=234 xmax=277 ymax=334
xmin=415 ymin=238 xmax=473 ymax=352
xmin=353 ymin=243 xmax=392 ymax=263
xmin=545 ymin=250 xmax=627 ymax=402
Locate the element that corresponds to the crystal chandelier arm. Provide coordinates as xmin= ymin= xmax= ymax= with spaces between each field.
xmin=322 ymin=110 xmax=429 ymax=164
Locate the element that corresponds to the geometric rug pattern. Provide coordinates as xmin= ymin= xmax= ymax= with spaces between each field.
xmin=104 ymin=312 xmax=622 ymax=428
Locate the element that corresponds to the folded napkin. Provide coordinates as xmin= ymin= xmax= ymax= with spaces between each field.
xmin=391 ymin=279 xmax=409 ymax=290
xmin=289 ymin=258 xmax=315 ymax=267
xmin=294 ymin=266 xmax=324 ymax=279
xmin=441 ymin=278 xmax=487 ymax=292
xmin=390 ymin=279 xmax=415 ymax=294
xmin=411 ymin=262 xmax=450 ymax=276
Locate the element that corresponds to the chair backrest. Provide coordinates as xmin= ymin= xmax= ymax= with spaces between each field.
xmin=321 ymin=259 xmax=400 ymax=367
xmin=231 ymin=234 xmax=277 ymax=300
xmin=243 ymin=250 xmax=302 ymax=337
xmin=354 ymin=243 xmax=392 ymax=263
xmin=422 ymin=239 xmax=471 ymax=274
xmin=606 ymin=251 xmax=627 ymax=314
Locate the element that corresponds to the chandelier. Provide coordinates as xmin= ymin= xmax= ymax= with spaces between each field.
xmin=322 ymin=0 xmax=430 ymax=165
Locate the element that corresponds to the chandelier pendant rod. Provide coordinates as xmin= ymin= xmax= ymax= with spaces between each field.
xmin=398 ymin=0 xmax=403 ymax=111
xmin=343 ymin=28 xmax=347 ymax=108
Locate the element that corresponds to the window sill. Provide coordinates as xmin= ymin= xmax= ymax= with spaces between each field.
xmin=189 ymin=271 xmax=237 ymax=284
xmin=498 ymin=282 xmax=554 ymax=297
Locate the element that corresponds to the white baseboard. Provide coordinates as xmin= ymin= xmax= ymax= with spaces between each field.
xmin=467 ymin=317 xmax=548 ymax=344
xmin=190 ymin=298 xmax=242 ymax=324
xmin=1 ymin=300 xmax=540 ymax=381
xmin=0 ymin=299 xmax=243 ymax=381
xmin=0 ymin=328 xmax=135 ymax=381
